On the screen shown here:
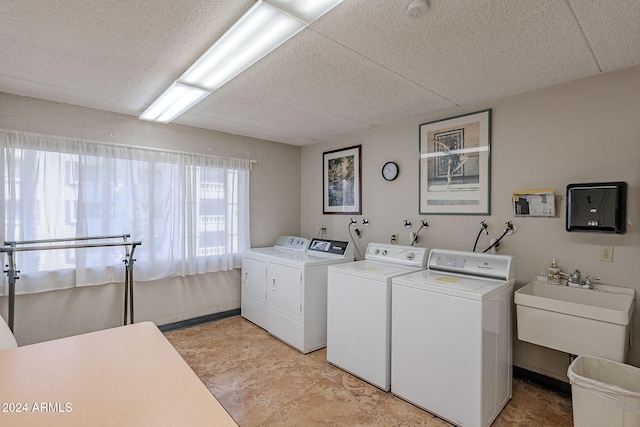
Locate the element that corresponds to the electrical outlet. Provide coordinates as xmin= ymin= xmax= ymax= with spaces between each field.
xmin=321 ymin=227 xmax=327 ymax=235
xmin=599 ymin=246 xmax=614 ymax=262
xmin=391 ymin=233 xmax=397 ymax=244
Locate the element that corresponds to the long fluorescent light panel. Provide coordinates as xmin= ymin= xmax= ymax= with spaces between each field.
xmin=140 ymin=0 xmax=343 ymax=123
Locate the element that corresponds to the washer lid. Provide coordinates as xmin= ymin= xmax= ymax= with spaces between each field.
xmin=393 ymin=269 xmax=513 ymax=300
xmin=329 ymin=260 xmax=424 ymax=280
xmin=425 ymin=273 xmax=497 ymax=292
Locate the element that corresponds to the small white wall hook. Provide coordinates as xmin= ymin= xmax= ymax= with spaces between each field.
xmin=404 ymin=220 xmax=412 ymax=228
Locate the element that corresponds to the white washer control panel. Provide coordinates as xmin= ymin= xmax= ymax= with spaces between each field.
xmin=428 ymin=249 xmax=514 ymax=281
xmin=365 ymin=243 xmax=429 ymax=267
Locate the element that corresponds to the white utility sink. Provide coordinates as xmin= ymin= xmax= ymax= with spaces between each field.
xmin=515 ymin=276 xmax=635 ymax=362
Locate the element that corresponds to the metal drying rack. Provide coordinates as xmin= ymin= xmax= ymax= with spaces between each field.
xmin=1 ymin=234 xmax=142 ymax=333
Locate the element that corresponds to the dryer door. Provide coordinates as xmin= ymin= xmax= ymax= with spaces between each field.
xmin=270 ymin=262 xmax=303 ymax=319
xmin=242 ymin=257 xmax=267 ymax=303
xmin=241 ymin=256 xmax=268 ymax=329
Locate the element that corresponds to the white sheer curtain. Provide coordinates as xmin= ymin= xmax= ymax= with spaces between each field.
xmin=0 ymin=129 xmax=250 ymax=295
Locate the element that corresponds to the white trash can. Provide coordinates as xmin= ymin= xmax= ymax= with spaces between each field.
xmin=568 ymin=355 xmax=640 ymax=427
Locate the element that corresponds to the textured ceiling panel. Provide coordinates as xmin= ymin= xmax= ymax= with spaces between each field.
xmin=0 ymin=0 xmax=639 ymax=145
xmin=227 ymin=30 xmax=456 ymax=127
xmin=569 ymin=0 xmax=640 ymax=72
xmin=0 ymin=0 xmax=254 ymax=114
xmin=0 ymin=74 xmax=137 ymax=114
xmin=178 ymin=82 xmax=371 ymax=145
xmin=313 ymin=0 xmax=600 ymax=105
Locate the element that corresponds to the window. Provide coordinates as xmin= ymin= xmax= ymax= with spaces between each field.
xmin=0 ymin=129 xmax=251 ymax=295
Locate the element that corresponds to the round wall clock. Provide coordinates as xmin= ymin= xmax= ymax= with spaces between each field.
xmin=382 ymin=161 xmax=399 ymax=181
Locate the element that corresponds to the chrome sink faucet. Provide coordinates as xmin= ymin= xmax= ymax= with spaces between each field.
xmin=568 ymin=269 xmax=582 ymax=286
xmin=560 ymin=269 xmax=599 ymax=289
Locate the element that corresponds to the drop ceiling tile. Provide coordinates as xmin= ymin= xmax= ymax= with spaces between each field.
xmin=177 ymin=83 xmax=371 ymax=144
xmin=0 ymin=75 xmax=140 ymax=115
xmin=0 ymin=0 xmax=639 ymax=145
xmin=176 ymin=115 xmax=318 ymax=146
xmin=314 ymin=0 xmax=601 ymax=105
xmin=569 ymin=0 xmax=640 ymax=72
xmin=232 ymin=30 xmax=455 ymax=127
xmin=0 ymin=0 xmax=254 ymax=114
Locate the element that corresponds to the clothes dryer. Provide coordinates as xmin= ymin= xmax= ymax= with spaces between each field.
xmin=267 ymin=238 xmax=353 ymax=353
xmin=326 ymin=243 xmax=429 ymax=390
xmin=241 ymin=236 xmax=309 ymax=330
xmin=391 ymin=249 xmax=514 ymax=427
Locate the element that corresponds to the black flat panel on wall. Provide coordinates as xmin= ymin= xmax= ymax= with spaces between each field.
xmin=566 ymin=182 xmax=628 ymax=234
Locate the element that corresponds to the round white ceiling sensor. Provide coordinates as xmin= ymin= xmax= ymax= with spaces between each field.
xmin=407 ymin=0 xmax=429 ymax=18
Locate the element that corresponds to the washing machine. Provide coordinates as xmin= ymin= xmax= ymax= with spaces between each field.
xmin=241 ymin=236 xmax=309 ymax=330
xmin=268 ymin=238 xmax=353 ymax=354
xmin=391 ymin=249 xmax=514 ymax=427
xmin=326 ymin=243 xmax=429 ymax=391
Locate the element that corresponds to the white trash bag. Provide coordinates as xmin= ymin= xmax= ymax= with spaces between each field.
xmin=568 ymin=355 xmax=640 ymax=427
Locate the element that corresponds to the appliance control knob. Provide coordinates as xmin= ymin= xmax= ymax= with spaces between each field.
xmin=406 ymin=253 xmax=415 ymax=260
xmin=382 ymin=250 xmax=388 ymax=256
xmin=373 ymin=248 xmax=380 ymax=255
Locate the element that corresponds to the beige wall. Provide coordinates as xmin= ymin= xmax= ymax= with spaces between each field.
xmin=0 ymin=92 xmax=301 ymax=345
xmin=2 ymin=65 xmax=639 ymax=382
xmin=301 ymin=65 xmax=640 ymax=381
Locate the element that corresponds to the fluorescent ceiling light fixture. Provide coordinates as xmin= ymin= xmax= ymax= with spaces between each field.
xmin=140 ymin=0 xmax=343 ymax=123
xmin=264 ymin=0 xmax=347 ymax=23
xmin=179 ymin=1 xmax=305 ymax=90
xmin=139 ymin=82 xmax=210 ymax=123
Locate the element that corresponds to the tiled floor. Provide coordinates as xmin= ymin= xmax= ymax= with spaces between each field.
xmin=165 ymin=316 xmax=573 ymax=426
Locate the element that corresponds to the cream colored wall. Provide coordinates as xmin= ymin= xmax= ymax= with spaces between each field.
xmin=2 ymin=65 xmax=639 ymax=381
xmin=301 ymin=65 xmax=640 ymax=382
xmin=0 ymin=93 xmax=301 ymax=345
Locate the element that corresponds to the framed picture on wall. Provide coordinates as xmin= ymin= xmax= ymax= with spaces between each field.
xmin=323 ymin=145 xmax=362 ymax=214
xmin=419 ymin=109 xmax=491 ymax=215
